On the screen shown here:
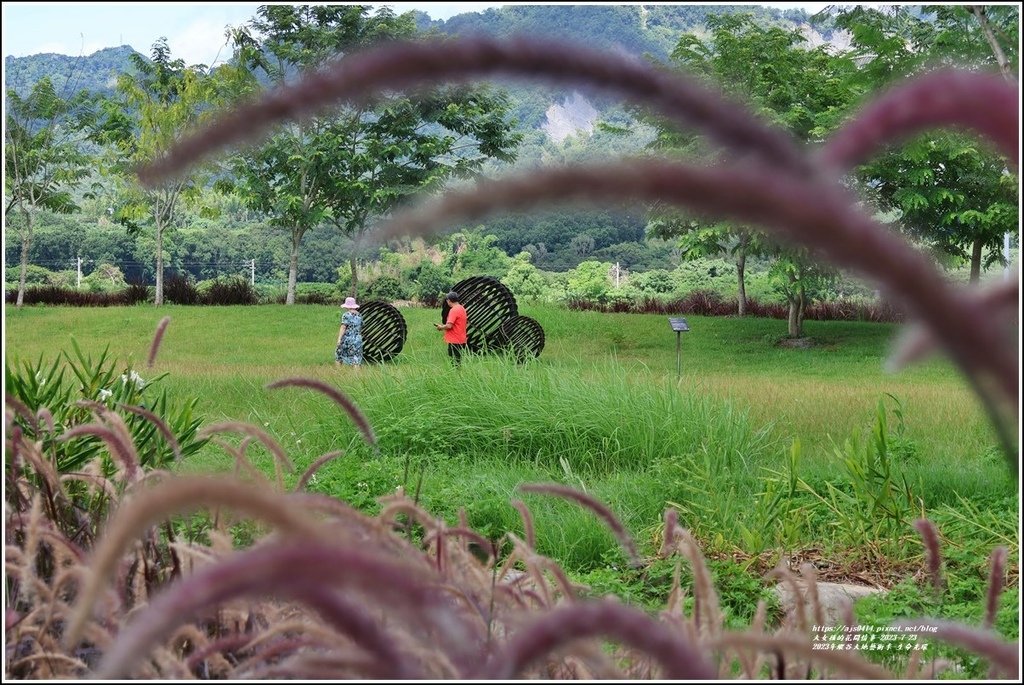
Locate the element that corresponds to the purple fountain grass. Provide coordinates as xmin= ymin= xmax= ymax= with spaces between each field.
xmin=510 ymin=498 xmax=536 ymax=550
xmin=437 ymin=527 xmax=497 ymax=562
xmin=199 ymin=421 xmax=295 ymax=490
xmin=887 ymin=276 xmax=1019 ymax=373
xmin=518 ymin=482 xmax=642 ymax=568
xmin=135 ymin=35 xmax=808 ymax=187
xmin=210 ymin=437 xmax=268 ymax=485
xmin=984 ymin=546 xmax=1008 ymax=630
xmin=481 ymin=597 xmax=716 ymax=680
xmin=35 ymin=407 xmax=55 ymax=435
xmin=677 ymin=527 xmax=722 ymax=639
xmin=817 ymin=69 xmax=1018 ymax=172
xmin=93 ymin=541 xmax=456 ymax=679
xmin=294 ymin=450 xmax=345 ymax=491
xmin=6 ymin=394 xmax=39 ymax=433
xmin=63 ymin=475 xmax=324 ymax=648
xmin=266 ymin=377 xmax=377 ymax=448
xmin=710 ymin=632 xmax=893 ymax=679
xmin=118 ymin=404 xmax=183 ymax=462
xmin=57 ymin=424 xmax=139 ymax=483
xmin=768 ymin=561 xmax=810 ymax=635
xmin=147 ymin=316 xmax=171 ymax=368
xmin=893 ymin=619 xmax=1019 ymax=680
xmin=660 ymin=508 xmax=679 ymax=558
xmin=800 ymin=563 xmax=825 ymax=633
xmin=913 ymin=518 xmax=945 ymax=597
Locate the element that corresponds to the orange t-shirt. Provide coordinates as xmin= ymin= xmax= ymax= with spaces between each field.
xmin=444 ymin=303 xmax=468 ymax=344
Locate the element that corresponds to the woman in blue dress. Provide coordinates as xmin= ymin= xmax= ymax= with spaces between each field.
xmin=335 ymin=297 xmax=364 ymax=365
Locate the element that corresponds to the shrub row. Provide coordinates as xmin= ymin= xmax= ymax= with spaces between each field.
xmin=5 ymin=283 xmax=150 ymax=307
xmin=566 ymin=289 xmax=905 ymax=323
xmin=6 ymin=282 xmax=904 ymax=323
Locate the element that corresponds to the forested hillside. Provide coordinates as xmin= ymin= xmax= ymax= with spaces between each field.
xmin=4 ymin=45 xmax=141 ymax=98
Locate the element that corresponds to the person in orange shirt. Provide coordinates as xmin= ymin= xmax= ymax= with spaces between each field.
xmin=435 ymin=290 xmax=468 ymax=366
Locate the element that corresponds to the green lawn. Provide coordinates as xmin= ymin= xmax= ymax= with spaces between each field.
xmin=6 ymin=302 xmax=1017 ymax=671
xmin=4 ymin=302 xmax=997 ymax=471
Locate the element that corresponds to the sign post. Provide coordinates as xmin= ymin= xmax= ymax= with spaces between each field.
xmin=668 ymin=317 xmax=690 ymax=378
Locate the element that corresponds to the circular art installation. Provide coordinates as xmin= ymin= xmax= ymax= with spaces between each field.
xmin=492 ymin=315 xmax=545 ymax=362
xmin=442 ymin=276 xmax=544 ymax=360
xmin=450 ymin=276 xmax=519 ymax=354
xmin=360 ymin=300 xmax=408 ymax=363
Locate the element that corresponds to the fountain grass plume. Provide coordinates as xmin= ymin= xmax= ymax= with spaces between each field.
xmin=294 ymin=450 xmax=346 ymax=491
xmin=510 ymin=498 xmax=536 ymax=550
xmin=135 ymin=35 xmax=809 ymax=187
xmin=117 ymin=403 xmax=183 ymax=462
xmin=893 ymin=619 xmax=1019 ymax=680
xmin=817 ymin=69 xmax=1018 ymax=172
xmin=199 ymin=421 xmax=295 ymax=490
xmin=984 ymin=546 xmax=1008 ymax=630
xmin=95 ymin=547 xmax=424 ymax=679
xmin=518 ymin=482 xmax=642 ymax=568
xmin=266 ymin=377 xmax=377 ymax=449
xmin=913 ymin=518 xmax=945 ymax=598
xmin=147 ymin=316 xmax=171 ymax=368
xmin=58 ymin=423 xmax=139 ymax=483
xmin=710 ymin=632 xmax=893 ymax=679
xmin=63 ymin=475 xmax=323 ymax=649
xmin=482 ymin=597 xmax=716 ymax=680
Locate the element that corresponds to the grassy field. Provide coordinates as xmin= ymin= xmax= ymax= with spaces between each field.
xmin=4 ymin=302 xmax=1000 ymax=468
xmin=6 ymin=302 xmax=1018 ymax=673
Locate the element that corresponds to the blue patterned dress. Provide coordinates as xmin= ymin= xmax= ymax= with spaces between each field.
xmin=336 ymin=311 xmax=364 ymax=365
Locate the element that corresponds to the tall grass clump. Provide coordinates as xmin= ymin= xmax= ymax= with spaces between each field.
xmin=359 ymin=356 xmax=777 ymax=475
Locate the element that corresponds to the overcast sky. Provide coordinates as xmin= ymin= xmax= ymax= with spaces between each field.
xmin=2 ymin=2 xmax=831 ymax=68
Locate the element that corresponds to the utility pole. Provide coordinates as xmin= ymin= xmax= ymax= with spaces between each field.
xmin=251 ymin=258 xmax=256 ymax=286
xmin=615 ymin=262 xmax=620 ymax=288
xmin=77 ymin=257 xmax=82 ymax=289
xmin=1004 ymin=232 xmax=1012 ymax=281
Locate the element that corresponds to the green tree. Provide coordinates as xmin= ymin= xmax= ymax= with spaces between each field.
xmin=441 ymin=228 xmax=513 ymax=281
xmin=90 ymin=38 xmax=224 ymax=304
xmin=565 ymin=260 xmax=613 ymax=303
xmin=501 ymin=251 xmax=548 ymax=301
xmin=828 ymin=4 xmax=1019 ymax=283
xmin=228 ymin=5 xmax=520 ymax=303
xmin=5 ymin=77 xmax=90 ymax=307
xmin=649 ymin=14 xmax=857 ymax=332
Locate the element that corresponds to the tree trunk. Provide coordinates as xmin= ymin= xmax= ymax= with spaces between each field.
xmin=786 ymin=272 xmax=805 ymax=338
xmin=736 ymin=251 xmax=747 ymax=317
xmin=16 ymin=205 xmax=32 ymax=308
xmin=970 ymin=6 xmax=1014 ymax=82
xmin=155 ymin=220 xmax=164 ymax=306
xmin=286 ymin=231 xmax=300 ymax=305
xmin=349 ymin=254 xmax=359 ymax=299
xmin=969 ymin=237 xmax=983 ymax=284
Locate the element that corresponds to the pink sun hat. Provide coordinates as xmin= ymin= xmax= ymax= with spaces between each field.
xmin=341 ymin=297 xmax=360 ymax=309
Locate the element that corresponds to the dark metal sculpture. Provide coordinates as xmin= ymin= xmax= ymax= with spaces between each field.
xmin=360 ymin=300 xmax=408 ymax=364
xmin=492 ymin=315 xmax=546 ymax=361
xmin=450 ymin=276 xmax=520 ymax=354
xmin=447 ymin=276 xmax=544 ymax=360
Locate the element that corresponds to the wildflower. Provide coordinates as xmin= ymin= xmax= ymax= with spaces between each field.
xmin=121 ymin=370 xmax=145 ymax=389
xmin=98 ymin=388 xmax=113 ymax=401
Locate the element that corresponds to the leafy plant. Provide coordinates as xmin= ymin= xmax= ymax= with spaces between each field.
xmin=795 ymin=395 xmax=924 ymax=560
xmin=5 ymin=339 xmax=208 ymax=476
